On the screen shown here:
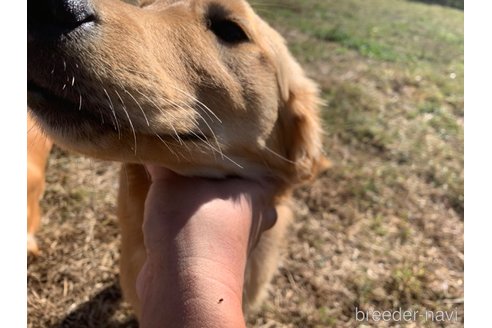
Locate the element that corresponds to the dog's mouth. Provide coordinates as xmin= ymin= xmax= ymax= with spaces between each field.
xmin=157 ymin=132 xmax=208 ymax=143
xmin=28 ymin=80 xmax=99 ymax=126
xmin=28 ymin=80 xmax=80 ymax=112
xmin=28 ymin=80 xmax=209 ymax=145
xmin=27 ymin=79 xmax=113 ymax=138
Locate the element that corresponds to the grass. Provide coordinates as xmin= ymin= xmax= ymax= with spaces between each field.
xmin=254 ymin=0 xmax=463 ymax=326
xmin=258 ymin=0 xmax=463 ymax=64
xmin=28 ymin=0 xmax=463 ymax=327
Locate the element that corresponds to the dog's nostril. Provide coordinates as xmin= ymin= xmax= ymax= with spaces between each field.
xmin=50 ymin=0 xmax=95 ymax=27
xmin=28 ymin=0 xmax=95 ymax=33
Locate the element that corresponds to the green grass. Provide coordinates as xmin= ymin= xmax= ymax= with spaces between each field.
xmin=257 ymin=0 xmax=463 ymax=64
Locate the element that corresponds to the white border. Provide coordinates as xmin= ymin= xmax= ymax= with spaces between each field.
xmin=0 ymin=0 xmax=26 ymax=327
xmin=464 ymin=1 xmax=492 ymax=327
xmin=3 ymin=1 xmax=474 ymax=327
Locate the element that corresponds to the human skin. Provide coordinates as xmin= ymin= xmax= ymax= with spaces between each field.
xmin=136 ymin=166 xmax=277 ymax=328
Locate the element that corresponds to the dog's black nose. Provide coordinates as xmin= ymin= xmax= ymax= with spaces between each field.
xmin=28 ymin=0 xmax=95 ymax=36
xmin=51 ymin=0 xmax=95 ymax=27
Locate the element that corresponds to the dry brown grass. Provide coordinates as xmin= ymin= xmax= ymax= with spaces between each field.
xmin=27 ymin=143 xmax=463 ymax=327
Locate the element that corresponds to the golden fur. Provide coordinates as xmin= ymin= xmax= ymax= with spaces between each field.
xmin=28 ymin=0 xmax=328 ymax=318
xmin=27 ymin=111 xmax=53 ymax=255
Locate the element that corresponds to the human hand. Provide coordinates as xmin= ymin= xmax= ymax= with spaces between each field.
xmin=136 ymin=166 xmax=277 ymax=327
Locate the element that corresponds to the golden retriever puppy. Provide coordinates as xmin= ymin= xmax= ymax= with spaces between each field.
xmin=27 ymin=111 xmax=53 ymax=255
xmin=27 ymin=0 xmax=328 ymax=318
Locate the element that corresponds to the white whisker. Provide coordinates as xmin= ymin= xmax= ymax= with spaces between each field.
xmin=194 ymin=110 xmax=224 ymax=158
xmin=154 ymin=132 xmax=180 ymax=159
xmin=160 ymin=89 xmax=224 ymax=157
xmin=134 ymin=88 xmax=184 ymax=145
xmin=264 ymin=145 xmax=296 ymax=164
xmin=109 ymin=67 xmax=243 ymax=168
xmin=169 ymin=85 xmax=222 ymax=123
xmin=102 ymin=86 xmax=121 ymax=138
xmin=78 ymin=92 xmax=83 ymax=111
xmin=115 ymin=89 xmax=138 ymax=155
xmin=188 ymin=131 xmax=243 ymax=169
xmin=124 ymin=89 xmax=150 ymax=127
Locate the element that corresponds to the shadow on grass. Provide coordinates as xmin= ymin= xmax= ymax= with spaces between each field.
xmin=408 ymin=0 xmax=463 ymax=10
xmin=52 ymin=282 xmax=138 ymax=328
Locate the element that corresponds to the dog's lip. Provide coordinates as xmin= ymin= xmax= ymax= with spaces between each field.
xmin=28 ymin=80 xmax=73 ymax=107
xmin=28 ymin=81 xmax=209 ymax=143
xmin=27 ymin=80 xmax=81 ymax=111
xmin=155 ymin=131 xmax=208 ymax=143
xmin=27 ymin=80 xmax=104 ymax=126
xmin=28 ymin=80 xmax=69 ymax=100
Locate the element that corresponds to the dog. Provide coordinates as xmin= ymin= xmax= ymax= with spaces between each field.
xmin=27 ymin=111 xmax=53 ymax=256
xmin=27 ymin=0 xmax=328 ymax=319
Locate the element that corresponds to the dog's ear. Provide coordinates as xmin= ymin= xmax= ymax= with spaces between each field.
xmin=273 ymin=38 xmax=331 ymax=184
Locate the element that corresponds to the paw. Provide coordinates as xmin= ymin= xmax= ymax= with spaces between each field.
xmin=27 ymin=234 xmax=41 ymax=256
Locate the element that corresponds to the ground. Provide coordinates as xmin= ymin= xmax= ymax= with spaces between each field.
xmin=27 ymin=0 xmax=463 ymax=327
